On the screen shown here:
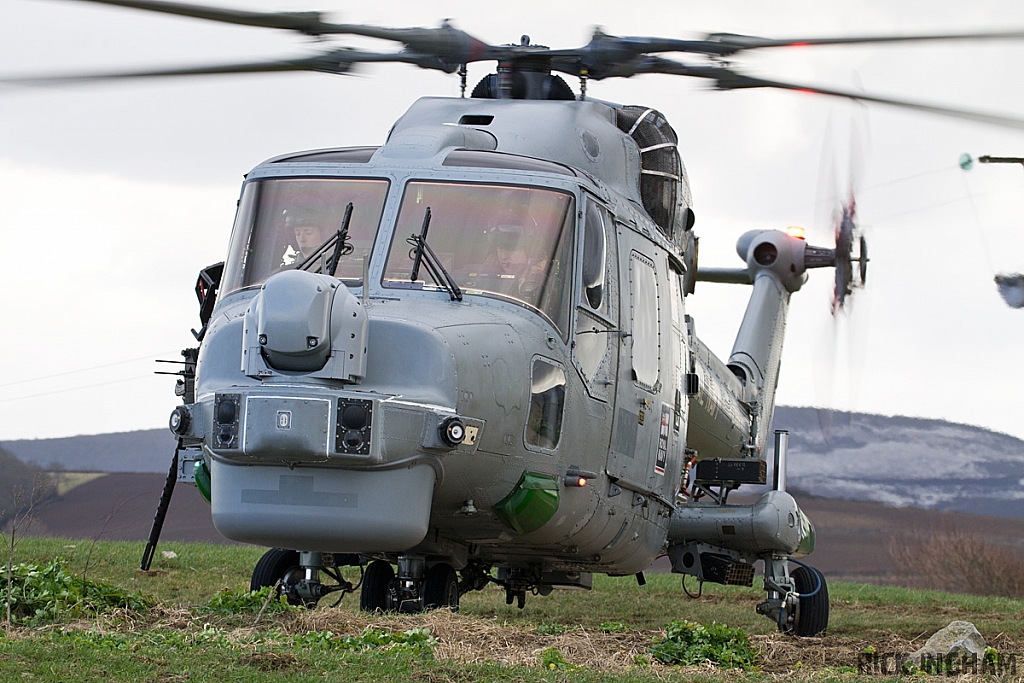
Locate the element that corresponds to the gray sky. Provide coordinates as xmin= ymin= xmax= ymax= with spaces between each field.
xmin=1 ymin=0 xmax=1023 ymax=442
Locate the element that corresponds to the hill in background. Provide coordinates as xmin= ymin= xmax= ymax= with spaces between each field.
xmin=1 ymin=429 xmax=176 ymax=474
xmin=772 ymin=407 xmax=1024 ymax=518
xmin=0 ymin=444 xmax=54 ymax=524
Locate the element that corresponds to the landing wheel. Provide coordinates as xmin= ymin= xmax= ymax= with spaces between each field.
xmin=360 ymin=560 xmax=395 ymax=612
xmin=789 ymin=565 xmax=829 ymax=637
xmin=251 ymin=548 xmax=299 ymax=591
xmin=250 ymin=548 xmax=308 ymax=607
xmin=423 ymin=564 xmax=459 ymax=612
xmin=248 ymin=548 xmax=319 ymax=610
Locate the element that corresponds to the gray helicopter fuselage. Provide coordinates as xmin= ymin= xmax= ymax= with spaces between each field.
xmin=178 ymin=94 xmax=813 ymax=586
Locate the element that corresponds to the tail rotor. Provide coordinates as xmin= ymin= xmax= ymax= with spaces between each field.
xmin=807 ymin=111 xmax=871 ymax=446
xmin=832 ymin=191 xmax=869 ymax=314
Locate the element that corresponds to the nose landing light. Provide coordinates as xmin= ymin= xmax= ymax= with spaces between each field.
xmin=169 ymin=405 xmax=191 ymax=435
xmin=440 ymin=416 xmax=466 ymax=447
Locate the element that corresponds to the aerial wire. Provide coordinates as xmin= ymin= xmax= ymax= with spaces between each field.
xmin=861 ymin=164 xmax=960 ymax=194
xmin=958 ymin=167 xmax=996 ymax=275
xmin=0 ymin=351 xmax=177 ymax=389
xmin=866 ymin=180 xmax=1017 ymax=224
xmin=0 ymin=375 xmax=162 ymax=404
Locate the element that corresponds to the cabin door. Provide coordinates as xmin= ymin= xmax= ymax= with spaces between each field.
xmin=606 ymin=229 xmax=666 ymax=495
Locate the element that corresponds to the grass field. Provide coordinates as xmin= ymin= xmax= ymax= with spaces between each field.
xmin=1 ymin=537 xmax=1023 ymax=682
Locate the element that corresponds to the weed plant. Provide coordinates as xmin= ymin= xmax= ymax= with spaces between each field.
xmin=0 ymin=558 xmax=148 ymax=625
xmin=202 ymin=585 xmax=296 ymax=615
xmin=539 ymin=646 xmax=578 ymax=670
xmin=650 ymin=620 xmax=757 ymax=669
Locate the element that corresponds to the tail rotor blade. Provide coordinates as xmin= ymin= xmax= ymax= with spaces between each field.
xmin=813 ymin=311 xmax=839 ymax=450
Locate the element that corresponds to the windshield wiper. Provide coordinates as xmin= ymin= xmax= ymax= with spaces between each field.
xmin=407 ymin=207 xmax=462 ymax=301
xmin=297 ymin=202 xmax=354 ymax=276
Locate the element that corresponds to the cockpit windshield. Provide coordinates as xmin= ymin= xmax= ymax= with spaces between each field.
xmin=383 ymin=181 xmax=576 ymax=336
xmin=222 ymin=177 xmax=389 ymax=293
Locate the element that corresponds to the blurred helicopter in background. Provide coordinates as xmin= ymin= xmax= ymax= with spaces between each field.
xmin=958 ymin=153 xmax=1024 ymax=308
xmin=976 ymin=156 xmax=1024 ymax=309
xmin=7 ymin=0 xmax=1024 ymax=637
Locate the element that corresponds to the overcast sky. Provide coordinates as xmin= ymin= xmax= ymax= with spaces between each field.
xmin=1 ymin=0 xmax=1023 ymax=444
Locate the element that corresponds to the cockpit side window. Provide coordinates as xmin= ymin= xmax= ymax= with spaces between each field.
xmin=222 ymin=177 xmax=389 ymax=294
xmin=382 ymin=181 xmax=576 ymax=338
xmin=582 ymin=199 xmax=610 ymax=313
xmin=573 ymin=197 xmax=617 ymax=401
xmin=527 ymin=358 xmax=567 ymax=450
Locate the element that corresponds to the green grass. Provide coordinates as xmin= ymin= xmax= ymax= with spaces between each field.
xmin=0 ymin=637 xmax=715 ymax=683
xmin=1 ymin=536 xmax=1023 ymax=682
xmin=2 ymin=537 xmax=266 ymax=607
xmin=826 ymin=581 xmax=1024 ymax=641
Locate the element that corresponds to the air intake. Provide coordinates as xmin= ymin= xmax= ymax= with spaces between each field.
xmin=616 ymin=106 xmax=691 ymax=241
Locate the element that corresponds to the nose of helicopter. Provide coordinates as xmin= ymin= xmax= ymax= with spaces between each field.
xmin=182 ymin=271 xmax=469 ymax=552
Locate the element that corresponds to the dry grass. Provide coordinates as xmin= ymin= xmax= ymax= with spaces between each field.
xmin=285 ymin=609 xmax=659 ymax=672
xmin=237 ymin=651 xmax=300 ymax=671
xmin=271 ymin=608 xmax=977 ymax=675
xmin=889 ymin=525 xmax=1024 ymax=598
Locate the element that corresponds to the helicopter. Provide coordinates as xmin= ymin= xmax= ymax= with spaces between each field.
xmin=7 ymin=0 xmax=1024 ymax=638
xmin=972 ymin=155 xmax=1024 ymax=309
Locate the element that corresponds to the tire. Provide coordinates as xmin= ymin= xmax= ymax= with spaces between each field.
xmin=250 ymin=548 xmax=300 ymax=592
xmin=360 ymin=560 xmax=395 ymax=612
xmin=251 ymin=548 xmax=316 ymax=608
xmin=423 ymin=564 xmax=459 ymax=612
xmin=790 ymin=565 xmax=829 ymax=637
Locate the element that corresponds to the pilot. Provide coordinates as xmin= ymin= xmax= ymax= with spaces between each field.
xmin=487 ymin=224 xmax=543 ymax=299
xmin=496 ymin=242 xmax=529 ymax=277
xmin=294 ymin=222 xmax=329 ymax=259
xmin=281 ymin=208 xmax=331 ymax=267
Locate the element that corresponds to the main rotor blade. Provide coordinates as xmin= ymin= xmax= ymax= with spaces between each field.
xmin=0 ymin=49 xmax=462 ymax=86
xmin=724 ymin=73 xmax=1024 ymax=131
xmin=62 ymin=0 xmax=495 ymax=65
xmin=0 ymin=57 xmax=343 ymax=85
xmin=620 ymin=57 xmax=1024 ymax=131
xmin=62 ymin=0 xmax=333 ymax=34
xmin=705 ymin=29 xmax=1024 ymax=55
xmin=545 ymin=27 xmax=1024 ymax=70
